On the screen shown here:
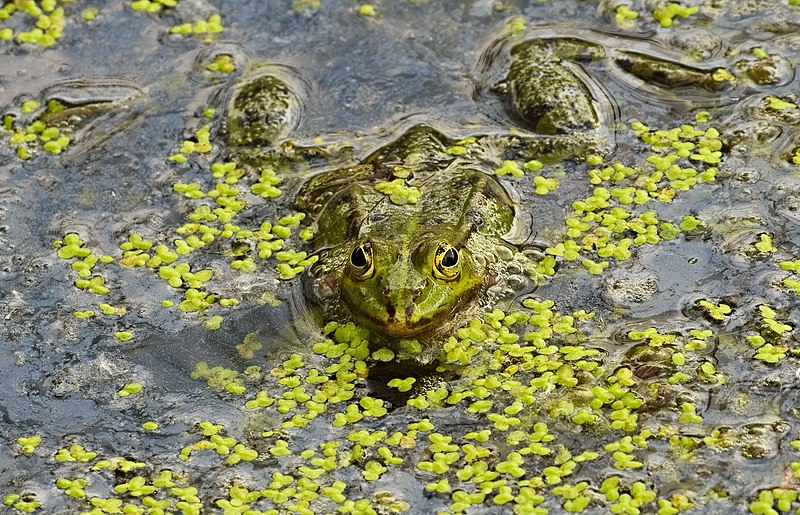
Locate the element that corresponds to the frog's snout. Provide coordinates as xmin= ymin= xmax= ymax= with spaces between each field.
xmin=382 ymin=286 xmax=423 ymax=318
xmin=382 ymin=300 xmax=410 ymax=320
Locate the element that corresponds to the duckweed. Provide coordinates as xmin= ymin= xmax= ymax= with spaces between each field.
xmin=170 ymin=14 xmax=224 ymax=39
xmin=358 ymin=4 xmax=376 ymax=17
xmin=157 ymin=293 xmax=711 ymax=512
xmin=766 ymin=96 xmax=797 ymax=110
xmin=652 ymin=2 xmax=698 ymax=27
xmin=3 ymin=494 xmax=41 ymax=513
xmin=0 ymin=0 xmax=66 ymax=46
xmin=780 ymin=259 xmax=800 ymax=295
xmin=754 ymin=233 xmax=775 ymax=253
xmin=615 ymin=5 xmax=638 ymax=26
xmin=375 ymin=179 xmax=421 ymax=205
xmin=114 ymin=330 xmax=133 ymax=341
xmin=80 ymin=7 xmax=98 ymax=20
xmin=16 ymin=435 xmax=41 ymax=454
xmin=130 ymin=0 xmax=178 ymax=13
xmin=697 ymin=300 xmax=732 ymax=321
xmin=202 ymin=315 xmax=224 ymax=330
xmin=56 ymin=477 xmax=87 ymax=499
xmin=495 ymin=160 xmax=524 ymax=178
xmin=118 ymin=382 xmax=143 ymax=397
xmin=55 ymin=443 xmax=97 ymax=462
xmin=4 ymin=98 xmax=73 ymax=158
xmin=529 ymin=120 xmax=722 ymax=283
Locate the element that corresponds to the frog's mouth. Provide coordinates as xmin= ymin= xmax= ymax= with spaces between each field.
xmin=370 ymin=315 xmax=440 ymax=339
xmin=348 ymin=301 xmax=456 ymax=339
xmin=347 ymin=311 xmax=418 ymax=339
xmin=340 ymin=277 xmax=486 ymax=339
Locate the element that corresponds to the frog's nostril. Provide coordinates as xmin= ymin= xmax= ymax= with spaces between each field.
xmin=385 ymin=304 xmax=395 ymax=318
xmin=405 ymin=304 xmax=415 ymax=318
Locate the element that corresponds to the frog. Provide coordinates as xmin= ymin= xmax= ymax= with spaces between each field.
xmin=294 ymin=125 xmax=516 ymax=341
xmin=219 ymin=29 xmax=791 ymax=346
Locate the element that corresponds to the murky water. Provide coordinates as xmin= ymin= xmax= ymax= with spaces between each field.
xmin=2 ymin=1 xmax=800 ymax=514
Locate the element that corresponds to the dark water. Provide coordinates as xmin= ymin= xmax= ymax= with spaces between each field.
xmin=2 ymin=1 xmax=800 ymax=513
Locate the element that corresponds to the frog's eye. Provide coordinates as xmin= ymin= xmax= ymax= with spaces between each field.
xmin=433 ymin=242 xmax=460 ymax=281
xmin=349 ymin=242 xmax=374 ymax=280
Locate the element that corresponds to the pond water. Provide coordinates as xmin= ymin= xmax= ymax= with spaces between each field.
xmin=2 ymin=1 xmax=800 ymax=514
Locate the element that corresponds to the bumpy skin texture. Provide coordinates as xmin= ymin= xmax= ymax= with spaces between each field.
xmin=505 ymin=37 xmax=605 ymax=135
xmin=226 ymin=75 xmax=293 ymax=148
xmin=297 ymin=126 xmax=515 ymax=339
xmin=497 ymin=37 xmax=612 ymax=163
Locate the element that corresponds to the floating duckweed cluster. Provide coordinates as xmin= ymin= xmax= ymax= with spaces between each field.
xmin=172 ymin=124 xmax=213 ymax=158
xmin=445 ymin=136 xmax=476 ymax=156
xmin=118 ymin=382 xmax=143 ymax=397
xmin=375 ymin=179 xmax=421 ymax=205
xmin=2 ymin=494 xmax=41 ymax=513
xmin=749 ymin=489 xmax=800 ymax=515
xmin=80 ymin=7 xmax=97 ymax=21
xmin=0 ymin=0 xmax=67 ymax=46
xmin=527 ymin=119 xmax=721 ymax=281
xmin=53 ymin=111 xmax=322 ymax=335
xmin=130 ymin=0 xmax=178 ymax=13
xmin=170 ymin=14 xmax=224 ymax=40
xmin=114 ymin=330 xmax=134 ymax=342
xmin=747 ymin=305 xmax=796 ymax=364
xmin=44 ymin=281 xmax=786 ymax=514
xmin=56 ymin=444 xmax=97 ymax=463
xmin=614 ymin=5 xmax=638 ymax=26
xmin=504 ymin=16 xmax=526 ymax=37
xmin=2 ymin=99 xmax=72 ymax=159
xmin=753 ymin=233 xmax=774 ymax=253
xmin=358 ymin=4 xmax=376 ymax=17
xmin=179 ymin=421 xmax=259 ymax=465
xmin=206 ymin=54 xmax=236 ymax=73
xmin=765 ymin=96 xmax=797 ymax=111
xmin=16 ymin=435 xmax=41 ymax=455
xmin=54 ymin=233 xmax=112 ymax=297
xmin=652 ymin=2 xmax=698 ymax=28
xmin=780 ymin=259 xmax=800 ymax=294
xmin=791 ymin=147 xmax=800 ymax=166
xmin=493 ymin=159 xmax=556 ymax=194
xmin=696 ymin=299 xmax=732 ymax=321
xmin=166 ymin=133 xmax=317 ymax=285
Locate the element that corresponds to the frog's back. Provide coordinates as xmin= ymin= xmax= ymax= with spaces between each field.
xmin=297 ymin=125 xmax=515 ymax=249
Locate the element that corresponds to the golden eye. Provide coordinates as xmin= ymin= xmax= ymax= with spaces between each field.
xmin=349 ymin=242 xmax=374 ymax=280
xmin=433 ymin=242 xmax=460 ymax=281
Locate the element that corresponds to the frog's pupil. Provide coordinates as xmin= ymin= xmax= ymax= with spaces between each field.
xmin=351 ymin=246 xmax=368 ymax=268
xmin=442 ymin=248 xmax=458 ymax=268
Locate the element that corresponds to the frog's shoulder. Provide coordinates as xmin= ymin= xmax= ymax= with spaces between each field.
xmin=295 ymin=163 xmax=375 ymax=217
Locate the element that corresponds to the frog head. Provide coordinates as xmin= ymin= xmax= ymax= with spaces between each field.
xmin=338 ymin=233 xmax=486 ymax=339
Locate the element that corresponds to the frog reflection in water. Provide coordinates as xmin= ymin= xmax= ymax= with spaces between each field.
xmin=225 ymin=33 xmax=790 ymax=344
